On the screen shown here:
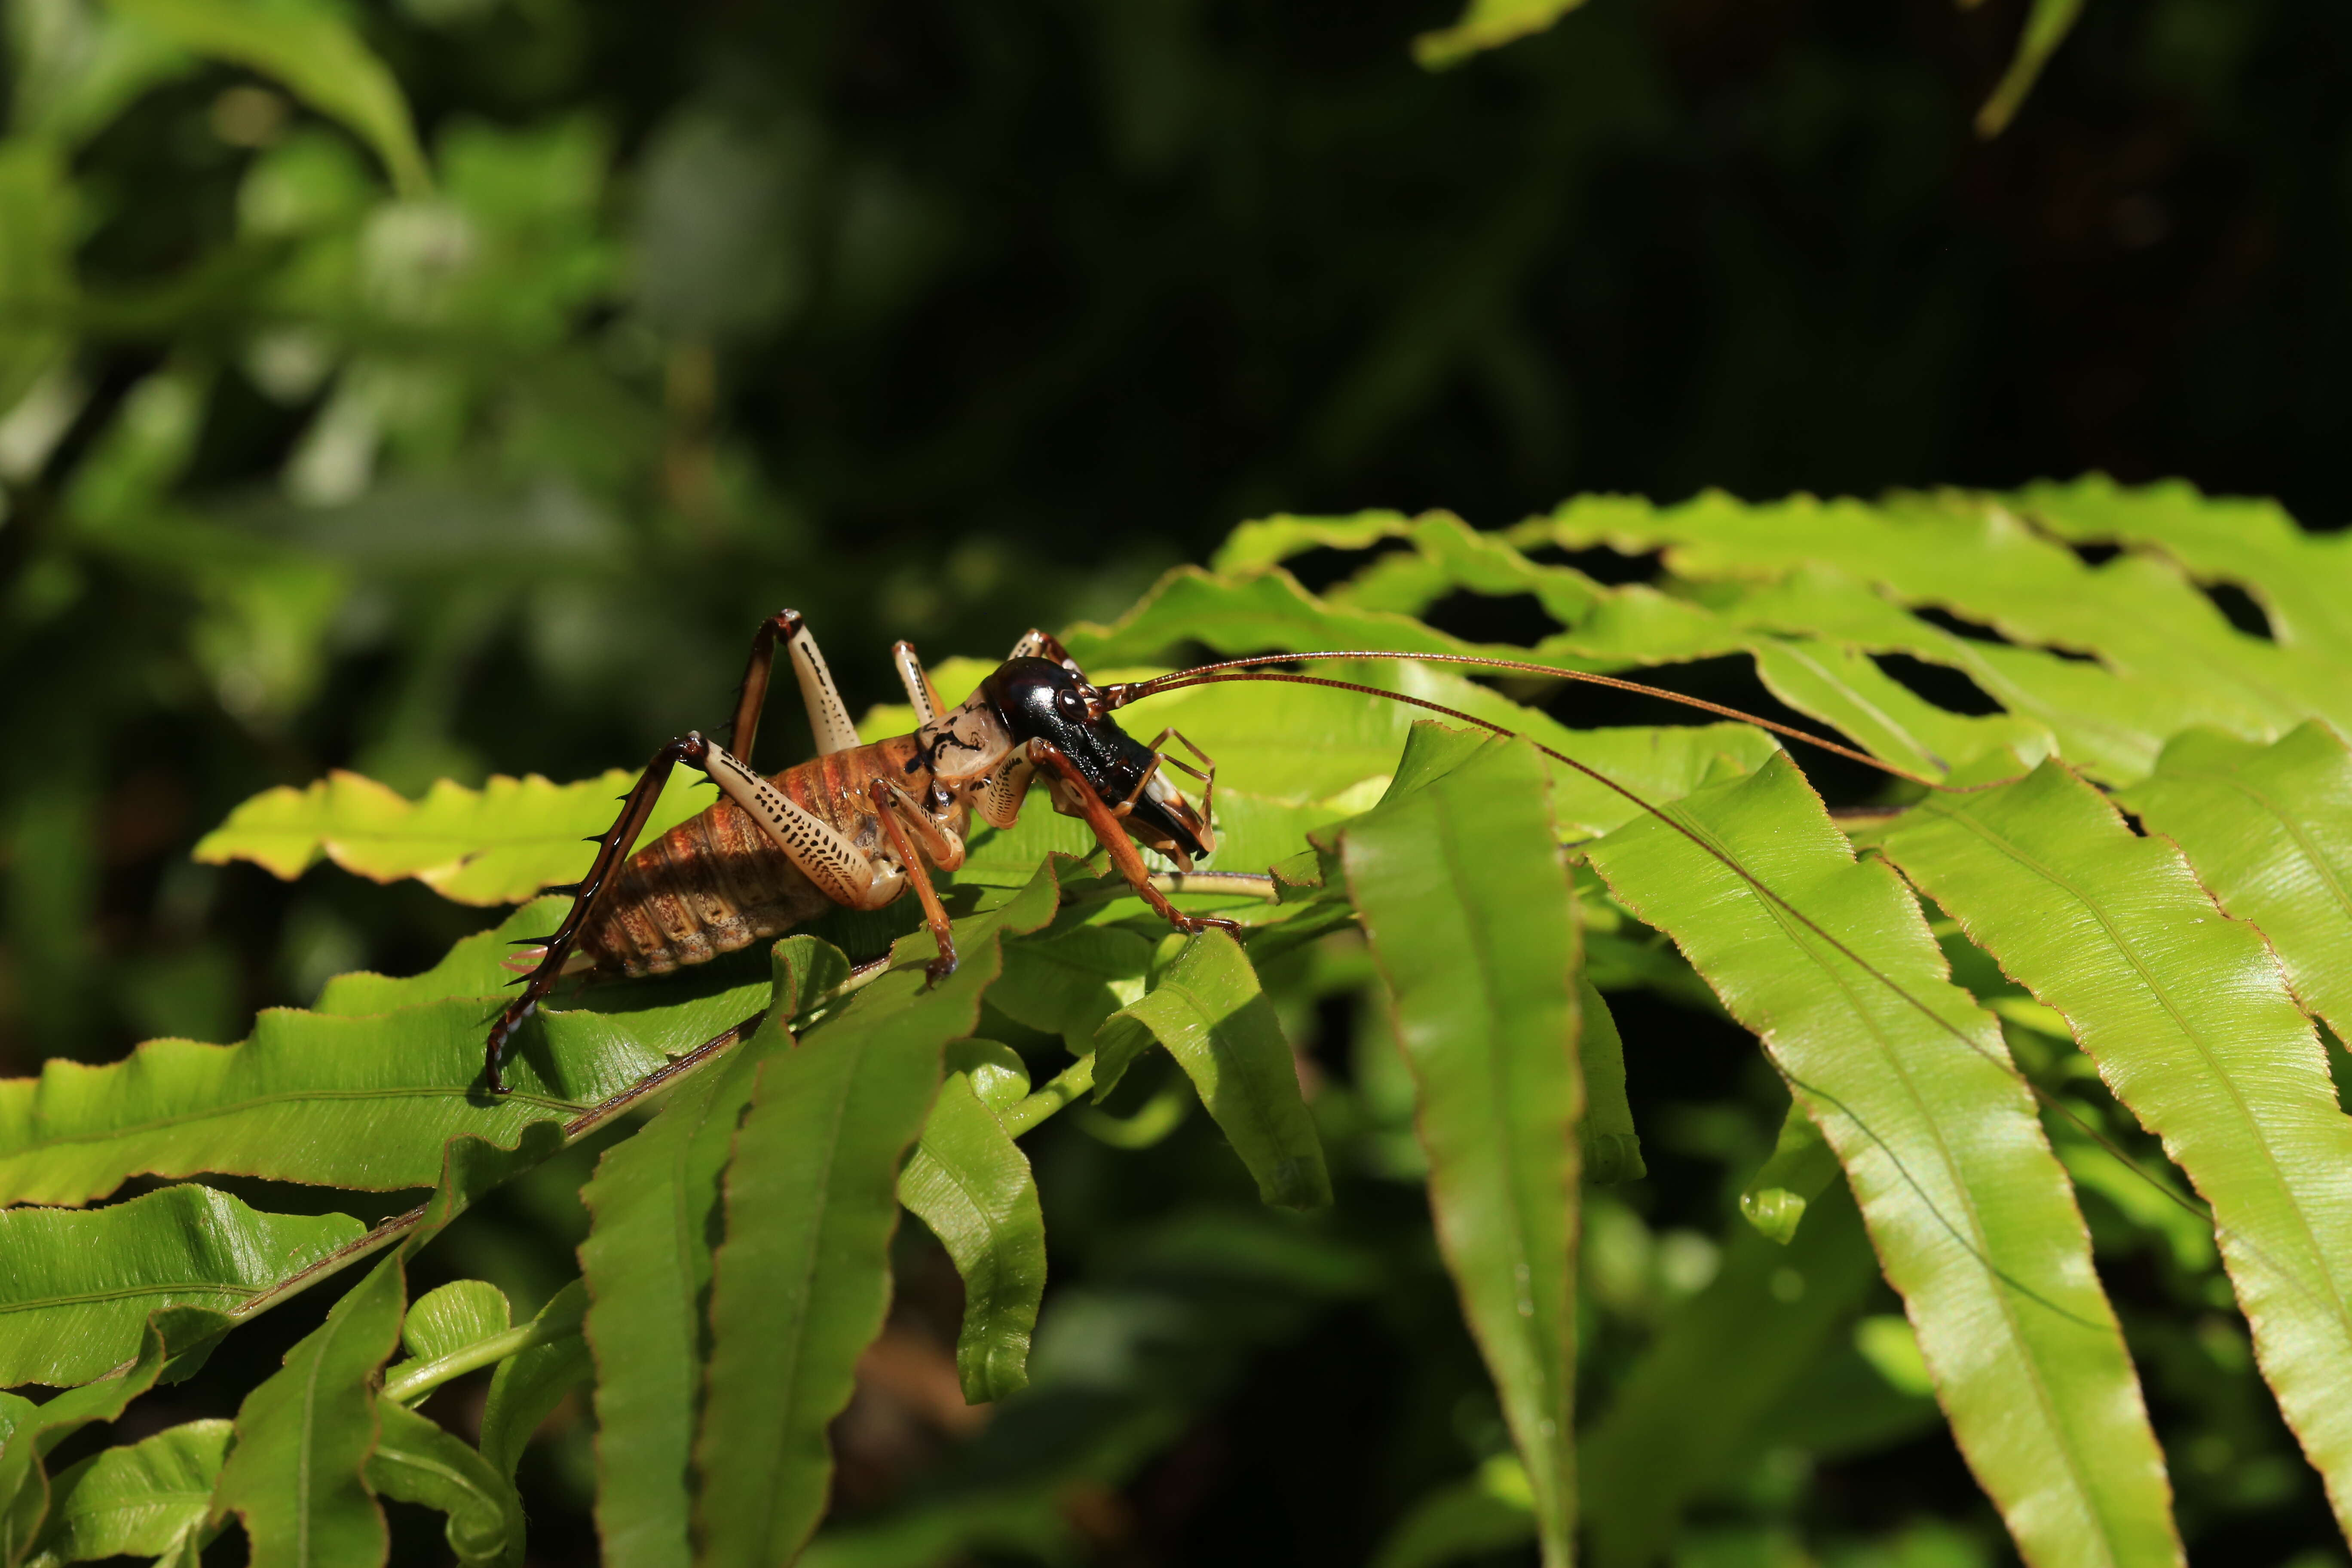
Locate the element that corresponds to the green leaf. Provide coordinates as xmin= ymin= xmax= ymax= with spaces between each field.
xmin=580 ymin=937 xmax=844 ymax=1568
xmin=986 ymin=924 xmax=1152 ymax=1056
xmin=1090 ymin=930 xmax=1331 ymax=1210
xmin=691 ymin=868 xmax=1061 ymax=1568
xmin=0 ymin=1186 xmax=362 ymax=1389
xmin=1738 ymin=1102 xmax=1841 ymax=1246
xmin=1975 ymin=0 xmax=2086 ymax=136
xmin=0 ymin=141 xmax=75 ymax=414
xmin=22 ymin=1420 xmax=230 ymax=1568
xmin=1539 ymin=490 xmax=2352 ymax=781
xmin=1411 ymin=0 xmax=1587 ymax=68
xmin=2011 ymin=476 xmax=2352 ymax=670
xmin=1210 ymin=510 xmax=1416 ymax=573
xmin=478 ymin=1282 xmax=589 ymax=1482
xmin=1586 ymin=752 xmax=2180 ymax=1568
xmin=193 ymin=767 xmax=716 ymax=907
xmin=0 ymin=895 xmax=766 ymax=1207
xmin=897 ymin=1063 xmax=1046 ymax=1403
xmin=2117 ymin=722 xmax=2352 ymax=1038
xmin=1368 ymin=1455 xmax=1537 ymax=1568
xmin=0 ymin=1325 xmax=165 ymax=1562
xmin=103 ymin=0 xmax=430 ymax=196
xmin=1576 ymin=978 xmax=1642 ymax=1185
xmin=581 ymin=1044 xmax=762 ymax=1568
xmin=210 ymin=1251 xmax=407 ymax=1568
xmin=1581 ymin=1186 xmax=1883 ymax=1568
xmin=398 ymin=1280 xmax=509 ymax=1365
xmin=365 ymin=1403 xmax=521 ymax=1568
xmin=1338 ymin=730 xmax=1581 ymax=1568
xmin=1874 ymin=758 xmax=2352 ymax=1540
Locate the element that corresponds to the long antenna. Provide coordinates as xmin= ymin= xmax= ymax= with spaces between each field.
xmin=1106 ymin=656 xmax=2327 ymax=1313
xmin=1106 ymin=649 xmax=1981 ymax=790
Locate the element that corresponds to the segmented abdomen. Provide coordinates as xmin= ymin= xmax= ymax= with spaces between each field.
xmin=573 ymin=793 xmax=837 ymax=977
xmin=573 ymin=738 xmax=949 ymax=978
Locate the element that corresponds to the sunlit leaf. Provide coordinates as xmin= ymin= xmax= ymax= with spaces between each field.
xmin=193 ymin=767 xmax=715 ymax=907
xmin=1340 ymin=729 xmax=1581 ymax=1568
xmin=1587 ymin=753 xmax=2180 ymax=1568
xmin=398 ymin=1279 xmax=509 ymax=1365
xmin=0 ymin=1187 xmax=361 ymax=1389
xmin=0 ymin=896 xmax=764 ymax=1206
xmin=22 ymin=1419 xmax=229 ymax=1568
xmin=2118 ymin=722 xmax=2352 ymax=1039
xmin=1875 ymin=758 xmax=2352 ymax=1540
xmin=0 ymin=1326 xmax=165 ymax=1559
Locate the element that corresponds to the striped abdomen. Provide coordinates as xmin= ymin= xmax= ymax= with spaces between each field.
xmin=574 ymin=737 xmax=962 ymax=978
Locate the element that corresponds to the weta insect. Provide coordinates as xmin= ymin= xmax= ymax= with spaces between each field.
xmin=485 ymin=612 xmax=1243 ymax=1092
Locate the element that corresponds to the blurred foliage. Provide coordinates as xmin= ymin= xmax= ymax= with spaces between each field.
xmin=0 ymin=0 xmax=2348 ymax=1563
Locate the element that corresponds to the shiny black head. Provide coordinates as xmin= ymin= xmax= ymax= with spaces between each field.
xmin=983 ymin=657 xmax=1211 ymax=864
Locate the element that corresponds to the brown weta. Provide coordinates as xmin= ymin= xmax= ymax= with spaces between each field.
xmin=484 ymin=612 xmax=1238 ymax=1091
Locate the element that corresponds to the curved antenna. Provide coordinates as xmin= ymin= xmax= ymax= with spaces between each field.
xmin=1108 ymin=662 xmax=2328 ymax=1310
xmin=1104 ymin=649 xmax=2009 ymax=792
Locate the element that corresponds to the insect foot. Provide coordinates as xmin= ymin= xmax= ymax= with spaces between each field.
xmin=1170 ymin=913 xmax=1243 ymax=937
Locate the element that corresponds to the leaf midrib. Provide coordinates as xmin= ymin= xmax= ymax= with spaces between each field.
xmin=1667 ymin=805 xmax=2119 ymax=1568
xmin=1921 ymin=800 xmax=2352 ymax=1344
xmin=13 ymin=1086 xmax=582 ymax=1155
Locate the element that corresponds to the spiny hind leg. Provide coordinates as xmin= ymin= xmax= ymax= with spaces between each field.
xmin=728 ymin=609 xmax=861 ymax=765
xmin=487 ymin=735 xmax=711 ymax=1094
xmin=487 ymin=735 xmax=881 ymax=1094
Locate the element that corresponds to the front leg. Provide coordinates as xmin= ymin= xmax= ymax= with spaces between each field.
xmin=870 ymin=778 xmax=959 ymax=984
xmin=1027 ymin=740 xmax=1241 ymax=938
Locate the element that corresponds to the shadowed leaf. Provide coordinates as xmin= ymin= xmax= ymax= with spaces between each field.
xmin=1588 ymin=752 xmax=2180 ymax=1568
xmin=211 ymin=1252 xmax=407 ymax=1568
xmin=692 ymin=870 xmax=1061 ymax=1567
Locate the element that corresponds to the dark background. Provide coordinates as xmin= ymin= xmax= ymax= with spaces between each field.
xmin=2 ymin=0 xmax=2345 ymax=1562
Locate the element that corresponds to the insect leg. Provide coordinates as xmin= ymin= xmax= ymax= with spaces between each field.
xmin=700 ymin=744 xmax=879 ymax=906
xmin=1028 ymin=739 xmax=1240 ymax=937
xmin=889 ymin=640 xmax=945 ymax=728
xmin=727 ymin=609 xmax=862 ymax=765
xmin=486 ymin=733 xmax=711 ymax=1094
xmin=1006 ymin=627 xmax=1083 ymax=674
xmin=868 ymin=778 xmax=959 ymax=983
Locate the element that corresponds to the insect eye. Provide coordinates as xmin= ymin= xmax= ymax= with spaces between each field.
xmin=1055 ymin=689 xmax=1085 ymax=717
